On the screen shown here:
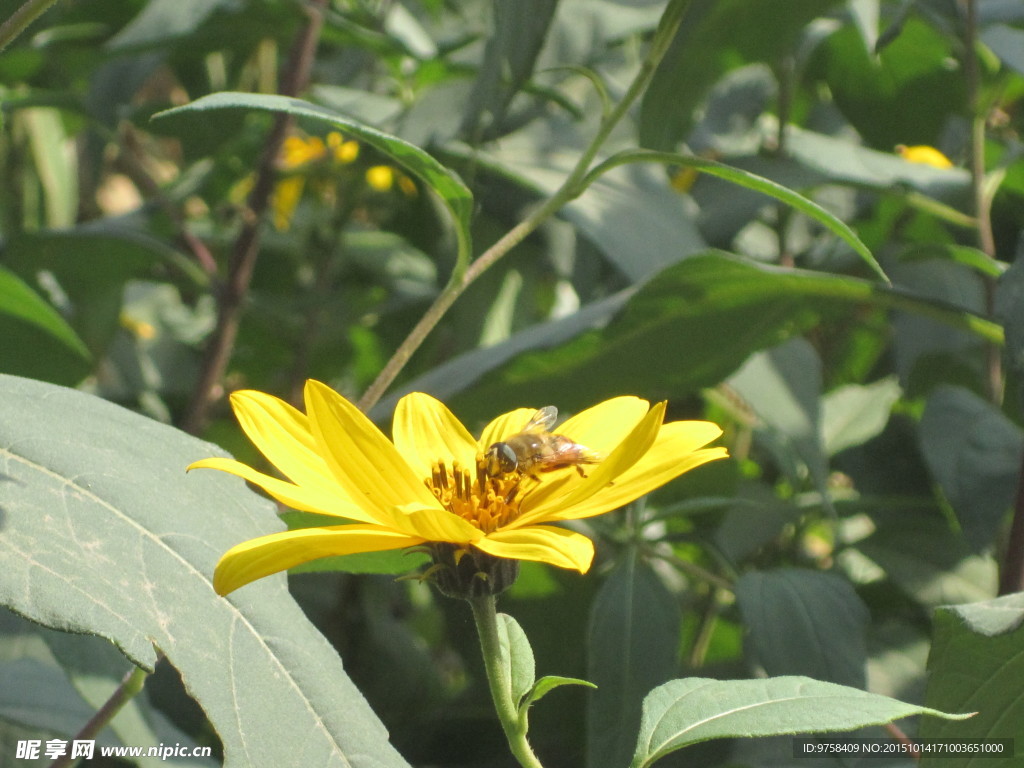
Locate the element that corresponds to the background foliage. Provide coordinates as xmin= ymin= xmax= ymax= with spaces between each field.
xmin=2 ymin=0 xmax=1024 ymax=766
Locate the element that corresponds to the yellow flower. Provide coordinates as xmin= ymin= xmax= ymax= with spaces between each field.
xmin=327 ymin=131 xmax=360 ymax=164
xmin=365 ymin=165 xmax=395 ymax=191
xmin=270 ymin=175 xmax=305 ymax=231
xmin=191 ymin=381 xmax=728 ymax=595
xmin=895 ymin=144 xmax=953 ymax=169
xmin=279 ymin=135 xmax=326 ymax=169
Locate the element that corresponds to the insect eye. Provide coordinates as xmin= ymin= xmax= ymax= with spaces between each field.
xmin=486 ymin=443 xmax=518 ymax=475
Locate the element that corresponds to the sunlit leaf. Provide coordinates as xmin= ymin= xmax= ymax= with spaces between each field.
xmin=631 ymin=676 xmax=969 ymax=768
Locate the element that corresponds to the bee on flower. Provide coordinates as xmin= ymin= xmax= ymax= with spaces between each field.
xmin=190 ymin=382 xmax=728 ymax=599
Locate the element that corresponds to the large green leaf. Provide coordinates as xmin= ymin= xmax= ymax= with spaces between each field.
xmin=156 ymin=92 xmax=474 ymax=278
xmin=736 ymin=569 xmax=869 ymax=689
xmin=0 ymin=375 xmax=410 ymax=768
xmin=587 ymin=552 xmax=681 ymax=768
xmin=630 ymin=676 xmax=969 ymax=768
xmin=919 ymin=593 xmax=1024 ymax=765
xmin=449 ymin=252 xmax=999 ymax=419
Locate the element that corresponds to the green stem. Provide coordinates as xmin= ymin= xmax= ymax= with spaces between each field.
xmin=469 ymin=596 xmax=544 ymax=768
xmin=0 ymin=0 xmax=62 ymax=53
xmin=49 ymin=665 xmax=149 ymax=768
xmin=355 ymin=0 xmax=692 ymax=413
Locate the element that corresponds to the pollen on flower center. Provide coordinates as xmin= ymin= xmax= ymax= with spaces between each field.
xmin=425 ymin=456 xmax=526 ymax=533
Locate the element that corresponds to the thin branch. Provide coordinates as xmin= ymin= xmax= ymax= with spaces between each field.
xmin=181 ymin=0 xmax=328 ymax=434
xmin=356 ymin=0 xmax=693 ymax=413
xmin=0 ymin=0 xmax=62 ymax=53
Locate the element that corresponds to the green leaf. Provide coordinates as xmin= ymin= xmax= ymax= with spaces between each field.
xmin=156 ymin=92 xmax=474 ymax=279
xmin=0 ymin=264 xmax=90 ymax=361
xmin=461 ymin=0 xmax=560 ymax=139
xmin=581 ymin=149 xmax=888 ymax=282
xmin=919 ymin=386 xmax=1022 ymax=550
xmin=983 ymin=24 xmax=1024 ymax=76
xmin=640 ymin=0 xmax=827 ymax=151
xmin=106 ymin=0 xmax=231 ymax=51
xmin=445 ymin=142 xmax=706 ymax=282
xmin=449 ymin=252 xmax=999 ymax=419
xmin=497 ymin=612 xmax=537 ymax=708
xmin=22 ymin=108 xmax=77 ymax=228
xmin=587 ymin=552 xmax=681 ymax=768
xmin=919 ymin=593 xmax=1024 ymax=765
xmin=0 ymin=375 xmax=410 ymax=768
xmin=630 ymin=676 xmax=970 ymax=768
xmin=729 ymin=339 xmax=828 ymax=495
xmin=735 ymin=570 xmax=869 ymax=689
xmin=821 ymin=376 xmax=902 ymax=456
xmin=857 ymin=506 xmax=998 ymax=609
xmin=521 ymin=675 xmax=597 ymax=712
xmin=3 ymin=227 xmax=186 ymax=354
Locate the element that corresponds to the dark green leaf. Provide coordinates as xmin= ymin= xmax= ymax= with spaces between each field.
xmin=587 ymin=551 xmax=681 ymax=768
xmin=920 ymin=593 xmax=1024 ymax=764
xmin=919 ymin=386 xmax=1022 ymax=550
xmin=736 ymin=570 xmax=869 ymax=689
xmin=0 ymin=375 xmax=411 ymax=768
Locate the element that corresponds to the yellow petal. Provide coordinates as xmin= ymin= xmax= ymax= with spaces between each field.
xmin=393 ymin=392 xmax=477 ymax=479
xmin=303 ymin=380 xmax=438 ymax=511
xmin=213 ymin=525 xmax=423 ymax=594
xmin=475 ymin=525 xmax=595 ymax=572
xmin=536 ymin=422 xmax=728 ymax=523
xmin=378 ymin=503 xmax=485 ymax=543
xmin=188 ymin=457 xmax=379 ymax=522
xmin=519 ymin=401 xmax=667 ymax=523
xmin=229 ymin=390 xmax=338 ymax=492
xmin=478 ymin=407 xmax=537 ymax=449
xmin=557 ymin=396 xmax=649 ymax=456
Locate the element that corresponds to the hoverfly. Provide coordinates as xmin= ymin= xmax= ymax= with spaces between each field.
xmin=484 ymin=406 xmax=601 ymax=479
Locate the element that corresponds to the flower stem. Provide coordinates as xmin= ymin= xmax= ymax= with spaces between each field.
xmin=356 ymin=0 xmax=692 ymax=413
xmin=49 ymin=665 xmax=149 ymax=768
xmin=469 ymin=596 xmax=545 ymax=768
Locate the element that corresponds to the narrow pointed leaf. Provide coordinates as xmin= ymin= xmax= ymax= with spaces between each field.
xmin=521 ymin=675 xmax=597 ymax=712
xmin=581 ymin=150 xmax=888 ymax=283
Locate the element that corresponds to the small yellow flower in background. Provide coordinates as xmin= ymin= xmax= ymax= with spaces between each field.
xmin=280 ymin=135 xmax=326 ymax=170
xmin=365 ymin=164 xmax=395 ymax=191
xmin=271 ymin=175 xmax=305 ymax=231
xmin=895 ymin=144 xmax=953 ymax=169
xmin=327 ymin=131 xmax=359 ymax=164
xmin=191 ymin=381 xmax=728 ymax=596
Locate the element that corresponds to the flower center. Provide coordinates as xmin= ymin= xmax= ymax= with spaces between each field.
xmin=424 ymin=456 xmax=527 ymax=533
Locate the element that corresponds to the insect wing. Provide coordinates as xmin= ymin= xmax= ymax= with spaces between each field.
xmin=521 ymin=405 xmax=558 ymax=433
